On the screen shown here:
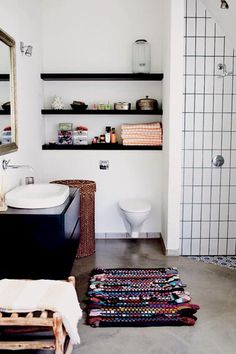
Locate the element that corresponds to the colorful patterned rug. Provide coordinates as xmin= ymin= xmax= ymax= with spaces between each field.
xmin=85 ymin=268 xmax=200 ymax=327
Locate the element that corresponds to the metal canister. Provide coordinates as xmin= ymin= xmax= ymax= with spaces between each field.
xmin=136 ymin=96 xmax=158 ymax=110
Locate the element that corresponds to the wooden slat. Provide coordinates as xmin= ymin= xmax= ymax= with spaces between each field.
xmin=26 ymin=312 xmax=33 ymax=318
xmin=0 ymin=277 xmax=77 ymax=352
xmin=11 ymin=313 xmax=19 ymax=318
xmin=53 ymin=313 xmax=66 ymax=354
xmin=65 ymin=341 xmax=73 ymax=354
xmin=0 ymin=340 xmax=55 ymax=350
xmin=68 ymin=276 xmax=75 ymax=287
xmin=40 ymin=310 xmax=48 ymax=318
xmin=0 ymin=317 xmax=53 ymax=326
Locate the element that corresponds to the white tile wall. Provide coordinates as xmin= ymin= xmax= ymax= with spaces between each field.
xmin=182 ymin=221 xmax=192 ymax=238
xmin=186 ymin=77 xmax=195 ymax=94
xmin=204 ymin=114 xmax=213 ymax=130
xmin=184 ymin=168 xmax=193 ymax=185
xmin=220 ymin=204 xmax=229 ymax=221
xmin=193 ymin=186 xmax=202 ymax=203
xmin=191 ymin=238 xmax=200 ymax=254
xmin=219 ymin=221 xmax=228 ymax=238
xmin=209 ymin=239 xmax=218 ymax=255
xmin=221 ymin=168 xmax=230 ymax=185
xmin=218 ymin=238 xmax=227 ymax=254
xmin=227 ymin=239 xmax=236 ymax=255
xmin=193 ymin=168 xmax=203 ymax=185
xmin=200 ymin=238 xmax=209 ymax=255
xmin=228 ymin=222 xmax=236 ymax=237
xmin=192 ymin=222 xmax=201 ymax=238
xmin=201 ymin=221 xmax=210 ymax=237
xmin=185 ymin=113 xmax=194 ymax=130
xmin=181 ymin=0 xmax=236 ymax=255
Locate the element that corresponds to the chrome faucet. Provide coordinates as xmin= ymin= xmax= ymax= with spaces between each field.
xmin=2 ymin=159 xmax=33 ymax=173
xmin=2 ymin=159 xmax=34 ymax=184
xmin=217 ymin=63 xmax=233 ymax=78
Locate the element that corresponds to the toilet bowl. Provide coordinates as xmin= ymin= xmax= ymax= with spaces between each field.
xmin=118 ymin=199 xmax=151 ymax=238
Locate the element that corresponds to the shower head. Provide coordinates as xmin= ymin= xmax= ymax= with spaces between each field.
xmin=220 ymin=0 xmax=229 ymax=9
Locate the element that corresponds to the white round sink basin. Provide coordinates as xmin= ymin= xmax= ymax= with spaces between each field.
xmin=5 ymin=183 xmax=70 ymax=209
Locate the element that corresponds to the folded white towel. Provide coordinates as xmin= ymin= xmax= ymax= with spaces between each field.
xmin=0 ymin=278 xmax=82 ymax=345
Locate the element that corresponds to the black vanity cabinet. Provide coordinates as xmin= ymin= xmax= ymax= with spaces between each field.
xmin=0 ymin=188 xmax=80 ymax=279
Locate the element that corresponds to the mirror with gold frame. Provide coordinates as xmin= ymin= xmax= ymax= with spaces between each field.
xmin=0 ymin=27 xmax=17 ymax=155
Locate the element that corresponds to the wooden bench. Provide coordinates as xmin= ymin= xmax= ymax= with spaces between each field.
xmin=0 ymin=276 xmax=76 ymax=354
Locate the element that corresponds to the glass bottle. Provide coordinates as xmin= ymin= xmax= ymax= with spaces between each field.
xmin=132 ymin=39 xmax=151 ymax=74
xmin=105 ymin=126 xmax=111 ymax=143
xmin=111 ymin=128 xmax=117 ymax=144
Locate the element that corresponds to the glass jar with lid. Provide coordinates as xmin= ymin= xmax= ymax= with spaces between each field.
xmin=132 ymin=39 xmax=151 ymax=74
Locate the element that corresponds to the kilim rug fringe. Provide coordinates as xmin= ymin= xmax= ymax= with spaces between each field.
xmin=85 ymin=267 xmax=200 ymax=327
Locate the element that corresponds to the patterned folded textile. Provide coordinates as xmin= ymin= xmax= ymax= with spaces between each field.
xmin=121 ymin=122 xmax=162 ymax=130
xmin=123 ymin=140 xmax=162 ymax=146
xmin=121 ymin=132 xmax=162 ymax=139
xmin=121 ymin=122 xmax=163 ymax=146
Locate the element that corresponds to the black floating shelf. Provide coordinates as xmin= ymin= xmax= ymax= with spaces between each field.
xmin=42 ymin=144 xmax=162 ymax=151
xmin=41 ymin=109 xmax=163 ymax=115
xmin=0 ymin=74 xmax=10 ymax=81
xmin=40 ymin=73 xmax=163 ymax=81
xmin=0 ymin=111 xmax=10 ymax=115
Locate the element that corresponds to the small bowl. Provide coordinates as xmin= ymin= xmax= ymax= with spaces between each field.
xmin=1 ymin=102 xmax=10 ymax=113
xmin=71 ymin=103 xmax=88 ymax=111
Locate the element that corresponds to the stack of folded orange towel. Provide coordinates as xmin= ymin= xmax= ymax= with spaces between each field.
xmin=121 ymin=122 xmax=162 ymax=146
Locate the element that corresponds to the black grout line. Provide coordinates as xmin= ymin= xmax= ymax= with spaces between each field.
xmin=226 ymin=51 xmax=235 ymax=255
xmin=181 ymin=202 xmax=236 ymax=205
xmin=183 ymin=166 xmax=236 ymax=169
xmin=189 ymin=0 xmax=198 ymax=256
xmin=182 ymin=184 xmax=236 ymax=186
xmin=207 ymin=23 xmax=217 ymax=255
xmin=185 ymin=55 xmax=236 ymax=58
xmin=184 ymin=16 xmax=212 ymax=19
xmin=183 ymin=131 xmax=236 ymax=133
xmin=181 ymin=220 xmax=236 ymax=223
xmin=184 ymin=93 xmax=236 ymax=95
xmin=184 ymin=74 xmax=236 ymax=77
xmin=185 ymin=36 xmax=225 ymax=39
xmin=180 ymin=237 xmax=236 ymax=240
xmin=199 ymin=9 xmax=207 ymax=255
xmin=183 ymin=111 xmax=236 ymax=113
xmin=181 ymin=0 xmax=189 ymax=255
xmin=183 ymin=148 xmax=236 ymax=151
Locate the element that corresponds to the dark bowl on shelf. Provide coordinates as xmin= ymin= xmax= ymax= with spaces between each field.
xmin=1 ymin=102 xmax=10 ymax=113
xmin=71 ymin=103 xmax=88 ymax=111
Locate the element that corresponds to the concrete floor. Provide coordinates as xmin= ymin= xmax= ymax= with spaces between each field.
xmin=71 ymin=239 xmax=236 ymax=354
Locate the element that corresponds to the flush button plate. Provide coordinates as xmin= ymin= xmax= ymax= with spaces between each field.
xmin=212 ymin=155 xmax=224 ymax=167
xmin=99 ymin=160 xmax=109 ymax=170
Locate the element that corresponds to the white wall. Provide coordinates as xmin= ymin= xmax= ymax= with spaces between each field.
xmin=41 ymin=0 xmax=163 ymax=73
xmin=161 ymin=0 xmax=184 ymax=255
xmin=0 ymin=0 xmax=42 ymax=192
xmin=41 ymin=0 xmax=164 ymax=234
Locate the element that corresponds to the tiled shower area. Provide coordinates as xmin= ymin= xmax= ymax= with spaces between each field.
xmin=180 ymin=0 xmax=236 ymax=255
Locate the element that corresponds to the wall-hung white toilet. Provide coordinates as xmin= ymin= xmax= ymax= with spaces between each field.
xmin=118 ymin=199 xmax=151 ymax=238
